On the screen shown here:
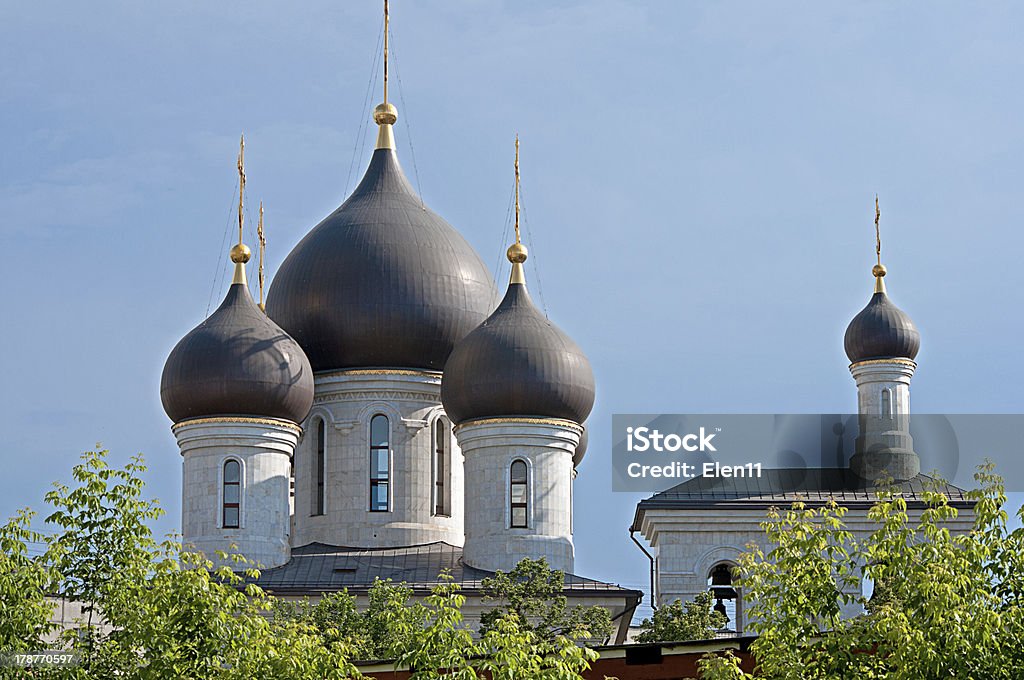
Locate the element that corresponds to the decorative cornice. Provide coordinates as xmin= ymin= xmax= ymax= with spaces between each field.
xmin=454 ymin=416 xmax=583 ymax=435
xmin=318 ymin=368 xmax=442 ymax=379
xmin=314 ymin=389 xmax=439 ymax=404
xmin=171 ymin=416 xmax=302 ymax=434
xmin=849 ymin=358 xmax=917 ymax=369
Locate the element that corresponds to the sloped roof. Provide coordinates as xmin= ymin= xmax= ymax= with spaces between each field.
xmin=247 ymin=541 xmax=641 ymax=599
xmin=632 ymin=469 xmax=972 ymax=529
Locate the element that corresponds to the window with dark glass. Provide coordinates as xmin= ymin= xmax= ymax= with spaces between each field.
xmin=510 ymin=459 xmax=528 ymax=528
xmin=433 ymin=416 xmax=451 ymax=516
xmin=313 ymin=418 xmax=326 ymax=516
xmin=370 ymin=414 xmax=390 ymax=512
xmin=223 ymin=459 xmax=240 ymax=529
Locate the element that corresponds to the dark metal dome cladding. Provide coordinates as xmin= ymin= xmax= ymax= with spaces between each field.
xmin=441 ymin=281 xmax=595 ymax=426
xmin=844 ymin=292 xmax=920 ymax=362
xmin=161 ymin=282 xmax=315 ymax=424
xmin=265 ymin=148 xmax=499 ymax=372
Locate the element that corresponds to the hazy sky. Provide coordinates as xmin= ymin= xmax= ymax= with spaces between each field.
xmin=3 ymin=1 xmax=1023 ymax=619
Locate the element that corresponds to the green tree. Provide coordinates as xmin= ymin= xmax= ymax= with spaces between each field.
xmin=479 ymin=557 xmax=613 ymax=644
xmin=699 ymin=466 xmax=1024 ymax=680
xmin=0 ymin=448 xmax=608 ymax=679
xmin=0 ymin=509 xmax=59 ymax=652
xmin=635 ymin=591 xmax=727 ymax=643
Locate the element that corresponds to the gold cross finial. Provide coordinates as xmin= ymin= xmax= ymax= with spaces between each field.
xmin=229 ymin=135 xmax=251 ymax=284
xmin=875 ymin=194 xmax=881 ymax=267
xmin=872 ymin=194 xmax=886 ymax=293
xmin=372 ymin=0 xmax=398 ymax=149
xmin=514 ymin=134 xmax=521 ymax=246
xmin=506 ymin=134 xmax=528 ymax=282
xmin=257 ymin=201 xmax=266 ymax=311
xmin=237 ymin=135 xmax=246 ymax=247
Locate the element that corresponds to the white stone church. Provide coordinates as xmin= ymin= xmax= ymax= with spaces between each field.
xmin=159 ymin=67 xmax=639 ymax=641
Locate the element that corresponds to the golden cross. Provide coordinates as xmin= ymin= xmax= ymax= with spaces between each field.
xmin=514 ymin=134 xmax=521 ymax=245
xmin=237 ymin=135 xmax=246 ymax=247
xmin=257 ymin=202 xmax=266 ymax=311
xmin=874 ymin=194 xmax=881 ymax=267
xmin=383 ymin=0 xmax=390 ymax=107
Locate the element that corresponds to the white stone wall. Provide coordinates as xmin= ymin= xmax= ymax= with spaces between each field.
xmin=176 ymin=419 xmax=298 ymax=570
xmin=291 ymin=370 xmax=465 ymax=548
xmin=456 ymin=419 xmax=579 ymax=573
xmin=638 ymin=504 xmax=975 ymax=633
xmin=850 ymin=359 xmax=919 ymax=480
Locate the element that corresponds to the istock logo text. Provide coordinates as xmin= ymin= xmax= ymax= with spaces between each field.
xmin=625 ymin=426 xmax=717 ymax=452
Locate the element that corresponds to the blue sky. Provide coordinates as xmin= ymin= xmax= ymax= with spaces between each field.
xmin=2 ymin=1 xmax=1023 ymax=617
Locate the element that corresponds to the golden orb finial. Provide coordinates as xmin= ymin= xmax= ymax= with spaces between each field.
xmin=872 ymin=263 xmax=886 ymax=278
xmin=374 ymin=102 xmax=398 ymax=125
xmin=230 ymin=243 xmax=251 ymax=264
xmin=507 ymin=242 xmax=528 ymax=264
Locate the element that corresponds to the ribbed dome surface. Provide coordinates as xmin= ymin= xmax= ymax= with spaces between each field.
xmin=161 ymin=281 xmax=314 ymax=424
xmin=844 ymin=291 xmax=920 ymax=362
xmin=265 ymin=148 xmax=498 ymax=372
xmin=441 ymin=281 xmax=595 ymax=425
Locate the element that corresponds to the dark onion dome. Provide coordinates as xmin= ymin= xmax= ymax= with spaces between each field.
xmin=161 ymin=244 xmax=314 ymax=424
xmin=573 ymin=426 xmax=589 ymax=468
xmin=844 ymin=264 xmax=920 ymax=363
xmin=441 ymin=242 xmax=595 ymax=426
xmin=264 ymin=103 xmax=498 ymax=372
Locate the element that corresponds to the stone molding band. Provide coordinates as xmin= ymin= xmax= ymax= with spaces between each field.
xmin=454 ymin=416 xmax=583 ymax=435
xmin=171 ymin=416 xmax=303 ymax=434
xmin=848 ymin=358 xmax=917 ymax=369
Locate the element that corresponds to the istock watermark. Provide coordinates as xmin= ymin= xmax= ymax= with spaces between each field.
xmin=611 ymin=414 xmax=1024 ymax=493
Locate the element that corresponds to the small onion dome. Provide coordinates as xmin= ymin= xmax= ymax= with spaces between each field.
xmin=265 ymin=104 xmax=498 ymax=372
xmin=573 ymin=426 xmax=589 ymax=468
xmin=161 ymin=245 xmax=314 ymax=424
xmin=844 ymin=264 xmax=920 ymax=363
xmin=441 ymin=242 xmax=595 ymax=426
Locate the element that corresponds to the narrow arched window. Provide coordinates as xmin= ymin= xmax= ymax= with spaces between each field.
xmin=881 ymin=388 xmax=893 ymax=419
xmin=312 ymin=418 xmax=326 ymax=516
xmin=223 ymin=460 xmax=241 ymax=529
xmin=510 ymin=460 xmax=528 ymax=528
xmin=433 ymin=416 xmax=451 ymax=516
xmin=369 ymin=414 xmax=390 ymax=512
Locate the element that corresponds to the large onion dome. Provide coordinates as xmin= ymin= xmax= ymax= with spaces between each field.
xmin=844 ymin=264 xmax=920 ymax=363
xmin=441 ymin=242 xmax=595 ymax=425
xmin=161 ymin=244 xmax=314 ymax=424
xmin=265 ymin=104 xmax=498 ymax=372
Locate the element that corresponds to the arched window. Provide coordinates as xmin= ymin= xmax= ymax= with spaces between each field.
xmin=433 ymin=416 xmax=451 ymax=517
xmin=312 ymin=418 xmax=326 ymax=516
xmin=510 ymin=459 xmax=529 ymax=528
xmin=223 ymin=459 xmax=241 ymax=529
xmin=881 ymin=388 xmax=893 ymax=418
xmin=708 ymin=563 xmax=741 ymax=632
xmin=369 ymin=414 xmax=390 ymax=512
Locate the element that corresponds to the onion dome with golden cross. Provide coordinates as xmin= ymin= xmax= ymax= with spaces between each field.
xmin=264 ymin=14 xmax=497 ymax=372
xmin=441 ymin=138 xmax=595 ymax=426
xmin=161 ymin=139 xmax=314 ymax=424
xmin=844 ymin=199 xmax=920 ymax=363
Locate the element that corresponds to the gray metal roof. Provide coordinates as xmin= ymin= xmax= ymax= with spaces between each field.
xmin=265 ymin=148 xmax=499 ymax=372
xmin=441 ymin=282 xmax=595 ymax=426
xmin=844 ymin=291 xmax=920 ymax=362
xmin=633 ymin=469 xmax=972 ymax=529
xmin=161 ymin=281 xmax=314 ymax=424
xmin=247 ymin=541 xmax=641 ymax=598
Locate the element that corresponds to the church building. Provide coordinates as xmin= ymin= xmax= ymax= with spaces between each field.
xmin=158 ymin=13 xmax=639 ymax=643
xmin=630 ymin=242 xmax=975 ymax=633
